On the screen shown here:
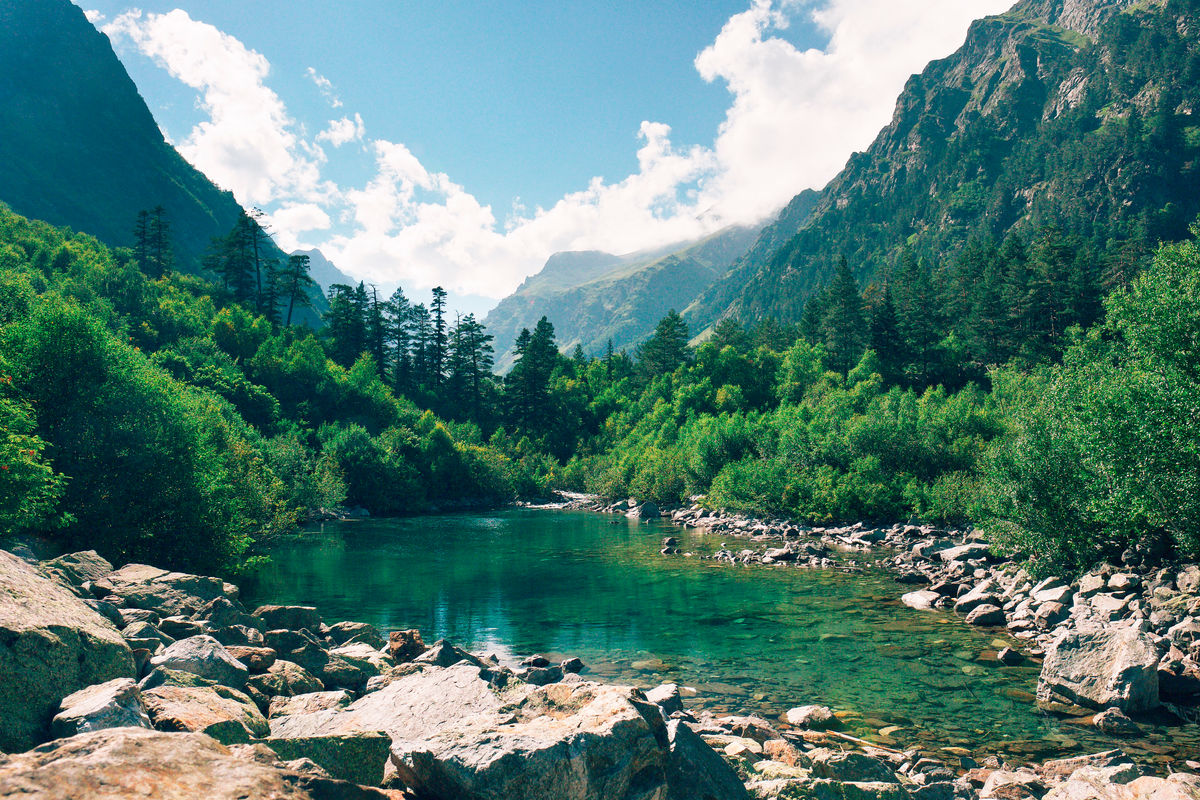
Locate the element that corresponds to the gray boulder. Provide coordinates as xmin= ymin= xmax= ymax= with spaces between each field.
xmin=253 ymin=605 xmax=323 ymax=633
xmin=50 ymin=678 xmax=151 ymax=737
xmin=902 ymin=591 xmax=941 ymax=611
xmin=39 ymin=550 xmax=114 ymax=591
xmin=665 ymin=719 xmax=749 ymax=800
xmin=149 ymin=635 xmax=249 ymax=688
xmin=0 ymin=549 xmax=135 ymax=751
xmin=142 ymin=683 xmax=269 ymax=744
xmin=259 ymin=732 xmax=392 ymax=787
xmin=809 ymin=748 xmax=899 ymax=783
xmin=965 ymin=605 xmax=1006 ymax=627
xmin=92 ymin=563 xmax=229 ymax=616
xmin=1037 ymin=628 xmax=1160 ymax=712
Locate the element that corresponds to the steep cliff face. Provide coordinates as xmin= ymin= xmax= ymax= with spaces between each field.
xmin=485 ymin=226 xmax=760 ymax=370
xmin=0 ymin=0 xmax=248 ymax=269
xmin=687 ymin=0 xmax=1197 ymax=328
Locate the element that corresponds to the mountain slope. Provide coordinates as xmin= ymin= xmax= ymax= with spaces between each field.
xmin=486 ymin=225 xmax=760 ymax=370
xmin=688 ymin=0 xmax=1200 ymax=327
xmin=0 ymin=0 xmax=248 ymax=269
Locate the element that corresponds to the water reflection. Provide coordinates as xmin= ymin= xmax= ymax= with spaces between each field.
xmin=245 ymin=509 xmax=1199 ymax=765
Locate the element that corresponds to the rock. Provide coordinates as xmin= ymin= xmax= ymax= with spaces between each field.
xmin=253 ymin=605 xmax=324 ymax=634
xmin=1033 ymin=585 xmax=1073 ymax=606
xmin=809 ymin=748 xmax=898 ymax=783
xmin=1091 ymin=594 xmax=1130 ymax=620
xmin=1092 ymin=708 xmax=1142 ymax=737
xmin=412 ymin=639 xmax=483 ymax=668
xmin=225 ymin=646 xmax=277 ymax=673
xmin=902 ymin=591 xmax=941 ymax=611
xmin=149 ymin=635 xmax=249 ymax=688
xmin=0 ymin=548 xmax=135 ymax=752
xmin=39 ymin=550 xmax=113 ymax=590
xmin=143 ymin=683 xmax=270 ymax=744
xmin=561 ymin=656 xmax=585 ymax=674
xmin=199 ymin=597 xmax=259 ymax=630
xmin=248 ymin=660 xmax=325 ymax=698
xmin=50 ymin=678 xmax=151 ymax=737
xmin=326 ymin=621 xmax=385 ymax=649
xmin=1168 ymin=618 xmax=1200 ymax=648
xmin=260 ymin=732 xmax=392 ymax=787
xmin=1108 ymin=574 xmax=1140 ymax=592
xmin=1037 ymin=628 xmax=1160 ymax=712
xmin=1177 ymin=566 xmax=1200 ymax=595
xmin=330 ymin=642 xmax=393 ymax=673
xmin=1078 ymin=574 xmax=1107 ymax=598
xmin=1035 ymin=602 xmax=1070 ymax=629
xmin=646 ymin=683 xmax=684 ymax=716
xmin=748 ymin=777 xmax=910 ymax=800
xmin=633 ymin=501 xmax=661 ymax=519
xmin=122 ymin=620 xmax=175 ymax=650
xmin=664 ymin=719 xmax=748 ymax=799
xmin=1041 ymin=751 xmax=1136 ymax=782
xmin=93 ymin=563 xmax=228 ymax=616
xmin=938 ymin=544 xmax=990 ymax=564
xmin=966 ymin=605 xmax=1006 ymax=626
xmin=954 ymin=581 xmax=1000 ymax=614
xmin=386 ymin=629 xmax=428 ymax=663
xmin=785 ymin=705 xmax=837 ymax=730
xmin=516 ymin=664 xmax=564 ymax=685
xmin=271 ymin=662 xmax=693 ymax=800
xmin=980 ymin=770 xmax=1045 ymax=800
xmin=717 ymin=715 xmax=782 ymax=743
xmin=158 ymin=615 xmax=212 ymax=640
xmin=1042 ymin=766 xmax=1200 ymax=800
xmin=0 ymin=727 xmax=391 ymax=799
xmin=998 ymin=647 xmax=1025 ymax=666
xmin=269 ymin=690 xmax=354 ymax=719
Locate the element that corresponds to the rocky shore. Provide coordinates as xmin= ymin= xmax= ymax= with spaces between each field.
xmin=3 ymin=542 xmax=1200 ymax=800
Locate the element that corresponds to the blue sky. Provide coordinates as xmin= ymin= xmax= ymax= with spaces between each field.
xmin=79 ymin=0 xmax=1015 ymax=314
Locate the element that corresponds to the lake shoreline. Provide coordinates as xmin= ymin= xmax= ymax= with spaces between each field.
xmin=6 ymin=542 xmax=1200 ymax=800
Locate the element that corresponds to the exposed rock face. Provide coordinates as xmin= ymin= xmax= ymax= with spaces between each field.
xmin=38 ymin=550 xmax=113 ymax=590
xmin=0 ymin=549 xmax=135 ymax=752
xmin=665 ymin=719 xmax=750 ymax=800
xmin=260 ymin=732 xmax=392 ymax=787
xmin=50 ymin=678 xmax=151 ymax=738
xmin=269 ymin=690 xmax=354 ymax=719
xmin=1037 ymin=628 xmax=1161 ymax=712
xmin=0 ymin=727 xmax=390 ymax=799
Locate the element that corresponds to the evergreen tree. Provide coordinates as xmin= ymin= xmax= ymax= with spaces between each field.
xmin=450 ymin=313 xmax=494 ymax=423
xmin=636 ymin=310 xmax=690 ymax=379
xmin=385 ymin=288 xmax=413 ymax=395
xmin=148 ymin=205 xmax=172 ymax=279
xmin=821 ymin=256 xmax=866 ymax=376
xmin=365 ymin=286 xmax=388 ymax=378
xmin=280 ymin=253 xmax=317 ymax=326
xmin=430 ymin=286 xmax=448 ymax=386
xmin=895 ymin=251 xmax=943 ymax=385
xmin=133 ymin=210 xmax=150 ymax=272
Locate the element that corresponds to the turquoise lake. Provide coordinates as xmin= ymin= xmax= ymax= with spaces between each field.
xmin=244 ymin=509 xmax=1197 ymax=766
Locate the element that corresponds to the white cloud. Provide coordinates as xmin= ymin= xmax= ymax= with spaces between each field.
xmin=103 ymin=0 xmax=1016 ymax=300
xmin=306 ymin=67 xmax=344 ymax=108
xmin=316 ymin=114 xmax=366 ymax=148
xmin=103 ymin=9 xmax=332 ymax=207
xmin=84 ymin=9 xmax=105 ymax=24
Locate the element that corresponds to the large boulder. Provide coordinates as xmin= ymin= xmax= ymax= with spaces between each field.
xmin=143 ymin=684 xmax=270 ymax=744
xmin=38 ymin=550 xmax=114 ymax=591
xmin=1037 ymin=628 xmax=1161 ymax=713
xmin=149 ymin=635 xmax=249 ymax=688
xmin=50 ymin=678 xmax=151 ymax=738
xmin=92 ymin=563 xmax=229 ymax=616
xmin=260 ymin=732 xmax=392 ymax=787
xmin=665 ymin=719 xmax=749 ymax=800
xmin=248 ymin=660 xmax=325 ymax=698
xmin=1042 ymin=766 xmax=1200 ymax=800
xmin=271 ymin=661 xmax=739 ymax=800
xmin=0 ymin=549 xmax=135 ymax=751
xmin=0 ymin=727 xmax=391 ymax=799
xmin=253 ymin=605 xmax=323 ymax=633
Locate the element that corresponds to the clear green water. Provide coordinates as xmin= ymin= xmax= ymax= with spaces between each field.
xmin=244 ymin=509 xmax=1195 ymax=766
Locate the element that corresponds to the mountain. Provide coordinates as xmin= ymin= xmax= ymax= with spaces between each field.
xmin=0 ymin=0 xmax=250 ymax=269
xmin=293 ymin=248 xmax=358 ymax=294
xmin=485 ymin=225 xmax=761 ymax=370
xmin=686 ymin=0 xmax=1200 ymax=329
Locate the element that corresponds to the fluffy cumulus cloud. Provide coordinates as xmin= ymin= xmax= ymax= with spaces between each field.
xmin=103 ymin=9 xmax=332 ymax=207
xmin=102 ymin=0 xmax=1015 ymax=299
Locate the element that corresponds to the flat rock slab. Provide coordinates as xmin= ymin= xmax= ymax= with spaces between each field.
xmin=0 ymin=549 xmax=134 ymax=751
xmin=51 ymin=678 xmax=151 ymax=738
xmin=0 ymin=727 xmax=390 ymax=799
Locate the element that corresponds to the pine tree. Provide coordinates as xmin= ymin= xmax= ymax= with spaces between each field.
xmin=280 ymin=253 xmax=317 ymax=326
xmin=385 ymin=288 xmax=413 ymax=395
xmin=821 ymin=256 xmax=866 ymax=376
xmin=148 ymin=205 xmax=172 ymax=279
xmin=636 ymin=310 xmax=690 ymax=379
xmin=430 ymin=286 xmax=448 ymax=387
xmin=133 ymin=210 xmax=150 ymax=273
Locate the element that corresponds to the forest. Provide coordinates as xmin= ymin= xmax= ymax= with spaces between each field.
xmin=2 ymin=194 xmax=1199 ymax=578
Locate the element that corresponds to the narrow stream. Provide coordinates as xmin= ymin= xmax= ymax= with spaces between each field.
xmin=244 ymin=509 xmax=1198 ymax=767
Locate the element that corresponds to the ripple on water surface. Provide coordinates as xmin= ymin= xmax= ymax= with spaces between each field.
xmin=244 ymin=509 xmax=1200 ymax=766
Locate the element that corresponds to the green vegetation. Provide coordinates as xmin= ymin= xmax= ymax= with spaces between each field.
xmin=0 ymin=205 xmax=546 ymax=574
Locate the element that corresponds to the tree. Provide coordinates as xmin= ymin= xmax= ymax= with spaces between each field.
xmin=449 ymin=313 xmax=494 ymax=423
xmin=324 ymin=283 xmax=364 ymax=367
xmin=821 ymin=256 xmax=866 ymax=376
xmin=636 ymin=310 xmax=690 ymax=379
xmin=430 ymin=286 xmax=448 ymax=386
xmin=148 ymin=205 xmax=172 ymax=278
xmin=506 ymin=317 xmax=558 ymax=434
xmin=280 ymin=253 xmax=317 ymax=326
xmin=385 ymin=288 xmax=413 ymax=395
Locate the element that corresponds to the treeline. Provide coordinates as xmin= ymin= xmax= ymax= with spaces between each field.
xmin=0 ymin=204 xmax=552 ymax=574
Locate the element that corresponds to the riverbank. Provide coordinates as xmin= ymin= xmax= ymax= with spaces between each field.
xmin=568 ymin=495 xmax=1200 ymax=755
xmin=4 ymin=544 xmax=1200 ymax=799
